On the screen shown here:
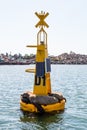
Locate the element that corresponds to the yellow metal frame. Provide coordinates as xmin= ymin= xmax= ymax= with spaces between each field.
xmin=26 ymin=11 xmax=51 ymax=95
xmin=35 ymin=11 xmax=49 ymax=28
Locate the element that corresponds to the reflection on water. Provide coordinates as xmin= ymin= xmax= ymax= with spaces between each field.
xmin=20 ymin=111 xmax=64 ymax=130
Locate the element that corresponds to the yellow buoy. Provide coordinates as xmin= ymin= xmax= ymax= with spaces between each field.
xmin=20 ymin=11 xmax=66 ymax=113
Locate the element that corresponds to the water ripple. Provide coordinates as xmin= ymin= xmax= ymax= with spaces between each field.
xmin=0 ymin=65 xmax=87 ymax=130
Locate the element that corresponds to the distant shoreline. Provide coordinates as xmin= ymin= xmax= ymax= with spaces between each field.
xmin=0 ymin=62 xmax=30 ymax=65
xmin=0 ymin=63 xmax=87 ymax=65
xmin=0 ymin=52 xmax=87 ymax=65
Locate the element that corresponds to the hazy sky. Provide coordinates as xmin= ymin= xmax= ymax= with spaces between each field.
xmin=0 ymin=0 xmax=87 ymax=55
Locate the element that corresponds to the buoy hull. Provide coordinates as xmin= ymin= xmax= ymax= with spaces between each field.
xmin=20 ymin=99 xmax=65 ymax=113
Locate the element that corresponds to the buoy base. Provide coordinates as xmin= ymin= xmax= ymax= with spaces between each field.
xmin=20 ymin=99 xmax=65 ymax=113
xmin=20 ymin=91 xmax=66 ymax=113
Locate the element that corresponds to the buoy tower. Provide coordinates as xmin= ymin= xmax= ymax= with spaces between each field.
xmin=26 ymin=11 xmax=51 ymax=95
xmin=20 ymin=11 xmax=66 ymax=113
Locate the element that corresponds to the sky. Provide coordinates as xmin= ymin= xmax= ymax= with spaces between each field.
xmin=0 ymin=0 xmax=87 ymax=56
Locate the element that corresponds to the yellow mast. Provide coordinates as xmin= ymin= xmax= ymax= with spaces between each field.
xmin=26 ymin=11 xmax=51 ymax=95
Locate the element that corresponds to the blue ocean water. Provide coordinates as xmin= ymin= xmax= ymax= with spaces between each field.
xmin=0 ymin=65 xmax=87 ymax=130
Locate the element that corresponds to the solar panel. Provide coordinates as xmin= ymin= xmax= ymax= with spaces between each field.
xmin=45 ymin=58 xmax=51 ymax=72
xmin=36 ymin=62 xmax=45 ymax=77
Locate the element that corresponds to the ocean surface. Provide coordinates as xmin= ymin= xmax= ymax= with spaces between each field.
xmin=0 ymin=65 xmax=87 ymax=130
